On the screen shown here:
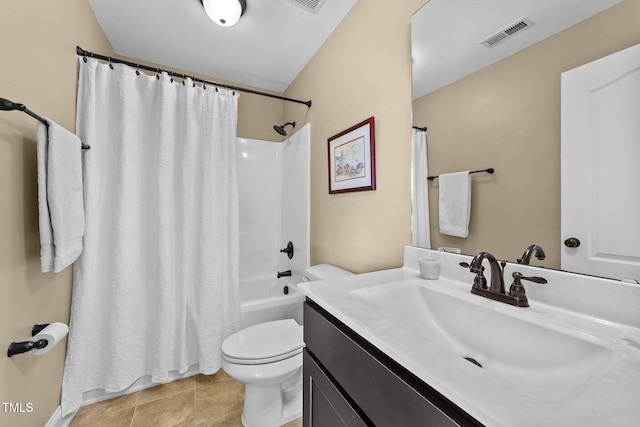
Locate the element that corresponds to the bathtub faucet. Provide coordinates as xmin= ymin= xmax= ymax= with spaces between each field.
xmin=277 ymin=270 xmax=292 ymax=278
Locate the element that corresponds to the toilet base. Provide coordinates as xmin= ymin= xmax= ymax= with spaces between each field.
xmin=241 ymin=367 xmax=302 ymax=427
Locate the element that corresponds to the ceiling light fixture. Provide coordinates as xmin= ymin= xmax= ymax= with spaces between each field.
xmin=201 ymin=0 xmax=247 ymax=27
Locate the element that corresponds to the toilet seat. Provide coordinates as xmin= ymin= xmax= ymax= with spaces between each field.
xmin=222 ymin=319 xmax=304 ymax=365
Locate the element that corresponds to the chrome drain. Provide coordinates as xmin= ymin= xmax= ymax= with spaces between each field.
xmin=464 ymin=357 xmax=482 ymax=368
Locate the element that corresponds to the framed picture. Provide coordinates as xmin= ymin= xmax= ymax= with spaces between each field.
xmin=327 ymin=117 xmax=376 ymax=194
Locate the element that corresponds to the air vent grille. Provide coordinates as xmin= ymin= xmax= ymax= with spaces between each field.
xmin=481 ymin=17 xmax=534 ymax=48
xmin=483 ymin=33 xmax=508 ymax=46
xmin=504 ymin=21 xmax=529 ymax=35
xmin=287 ymin=0 xmax=328 ymax=14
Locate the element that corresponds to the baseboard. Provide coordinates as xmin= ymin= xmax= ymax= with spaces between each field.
xmin=44 ymin=405 xmax=65 ymax=427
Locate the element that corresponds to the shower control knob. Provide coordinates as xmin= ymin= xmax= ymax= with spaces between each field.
xmin=564 ymin=237 xmax=581 ymax=248
xmin=280 ymin=241 xmax=294 ymax=259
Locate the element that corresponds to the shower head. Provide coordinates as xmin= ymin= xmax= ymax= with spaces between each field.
xmin=273 ymin=121 xmax=296 ymax=136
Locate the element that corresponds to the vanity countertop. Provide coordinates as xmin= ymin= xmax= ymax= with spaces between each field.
xmin=298 ymin=246 xmax=640 ymax=427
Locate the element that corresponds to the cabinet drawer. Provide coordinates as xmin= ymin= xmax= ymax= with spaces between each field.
xmin=304 ymin=300 xmax=482 ymax=427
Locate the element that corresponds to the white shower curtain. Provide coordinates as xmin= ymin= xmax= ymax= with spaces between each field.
xmin=61 ymin=58 xmax=240 ymax=417
xmin=411 ymin=128 xmax=431 ymax=248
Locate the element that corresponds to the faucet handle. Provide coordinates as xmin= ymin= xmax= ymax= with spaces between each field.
xmin=460 ymin=261 xmax=485 ymax=273
xmin=512 ymin=272 xmax=547 ymax=285
xmin=460 ymin=262 xmax=487 ymax=289
xmin=463 ymin=261 xmax=484 ymax=274
xmin=509 ymin=272 xmax=547 ymax=306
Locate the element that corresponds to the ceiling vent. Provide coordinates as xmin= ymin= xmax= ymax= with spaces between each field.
xmin=286 ymin=0 xmax=328 ymax=14
xmin=481 ymin=17 xmax=535 ymax=48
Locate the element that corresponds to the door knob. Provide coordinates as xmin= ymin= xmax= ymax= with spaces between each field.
xmin=564 ymin=237 xmax=581 ymax=248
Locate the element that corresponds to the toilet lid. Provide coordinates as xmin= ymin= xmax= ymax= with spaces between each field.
xmin=222 ymin=319 xmax=304 ymax=363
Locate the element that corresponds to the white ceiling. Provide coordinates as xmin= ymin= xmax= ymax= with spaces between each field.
xmin=411 ymin=0 xmax=622 ymax=100
xmin=88 ymin=0 xmax=357 ymax=93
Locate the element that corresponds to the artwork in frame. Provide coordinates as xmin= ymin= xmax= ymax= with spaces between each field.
xmin=327 ymin=117 xmax=376 ymax=194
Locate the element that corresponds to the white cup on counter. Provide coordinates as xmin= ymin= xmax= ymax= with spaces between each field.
xmin=419 ymin=257 xmax=440 ymax=280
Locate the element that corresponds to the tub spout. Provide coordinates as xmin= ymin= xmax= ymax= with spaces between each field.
xmin=277 ymin=270 xmax=292 ymax=278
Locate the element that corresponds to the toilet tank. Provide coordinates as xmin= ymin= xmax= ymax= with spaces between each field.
xmin=304 ymin=264 xmax=353 ymax=281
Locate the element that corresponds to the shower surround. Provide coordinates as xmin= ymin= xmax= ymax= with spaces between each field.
xmin=236 ymin=124 xmax=310 ymax=284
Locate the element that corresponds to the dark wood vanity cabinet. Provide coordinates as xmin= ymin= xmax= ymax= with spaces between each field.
xmin=303 ymin=300 xmax=483 ymax=427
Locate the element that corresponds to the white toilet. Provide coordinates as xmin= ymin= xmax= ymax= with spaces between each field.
xmin=221 ymin=264 xmax=353 ymax=427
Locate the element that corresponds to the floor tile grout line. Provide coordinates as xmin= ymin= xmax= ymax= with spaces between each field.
xmin=135 ymin=375 xmax=196 ymax=407
xmin=129 ymin=405 xmax=137 ymax=427
xmin=191 ymin=373 xmax=196 ymax=419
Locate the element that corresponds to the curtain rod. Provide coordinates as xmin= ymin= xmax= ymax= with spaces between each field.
xmin=0 ymin=97 xmax=90 ymax=149
xmin=76 ymin=46 xmax=312 ymax=108
xmin=413 ymin=126 xmax=427 ymax=131
xmin=427 ymin=168 xmax=494 ymax=181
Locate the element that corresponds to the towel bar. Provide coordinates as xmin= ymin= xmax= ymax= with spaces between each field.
xmin=427 ymin=168 xmax=494 ymax=181
xmin=0 ymin=97 xmax=90 ymax=149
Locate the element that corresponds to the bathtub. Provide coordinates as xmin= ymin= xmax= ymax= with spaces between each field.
xmin=240 ymin=275 xmax=305 ymax=329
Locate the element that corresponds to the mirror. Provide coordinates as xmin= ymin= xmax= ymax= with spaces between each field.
xmin=411 ymin=0 xmax=639 ymax=280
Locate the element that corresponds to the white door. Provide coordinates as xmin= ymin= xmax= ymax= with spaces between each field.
xmin=561 ymin=43 xmax=640 ymax=283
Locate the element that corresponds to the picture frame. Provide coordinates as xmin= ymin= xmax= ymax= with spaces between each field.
xmin=327 ymin=117 xmax=376 ymax=194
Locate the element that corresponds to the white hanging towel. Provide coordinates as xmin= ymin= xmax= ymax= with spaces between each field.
xmin=439 ymin=171 xmax=471 ymax=238
xmin=36 ymin=119 xmax=85 ymax=273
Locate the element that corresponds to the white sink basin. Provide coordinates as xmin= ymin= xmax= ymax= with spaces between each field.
xmin=348 ymin=279 xmax=618 ymax=400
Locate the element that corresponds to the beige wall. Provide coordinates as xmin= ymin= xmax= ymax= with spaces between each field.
xmin=0 ymin=2 xmax=113 ymax=426
xmin=284 ymin=0 xmax=428 ymax=273
xmin=413 ymin=0 xmax=640 ymax=268
xmin=0 ymin=2 xmax=281 ymax=426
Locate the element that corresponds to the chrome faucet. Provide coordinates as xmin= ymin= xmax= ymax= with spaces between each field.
xmin=517 ymin=244 xmax=546 ymax=265
xmin=461 ymin=251 xmax=547 ymax=307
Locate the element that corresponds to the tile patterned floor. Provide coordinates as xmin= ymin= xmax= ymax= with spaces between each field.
xmin=69 ymin=371 xmax=302 ymax=427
